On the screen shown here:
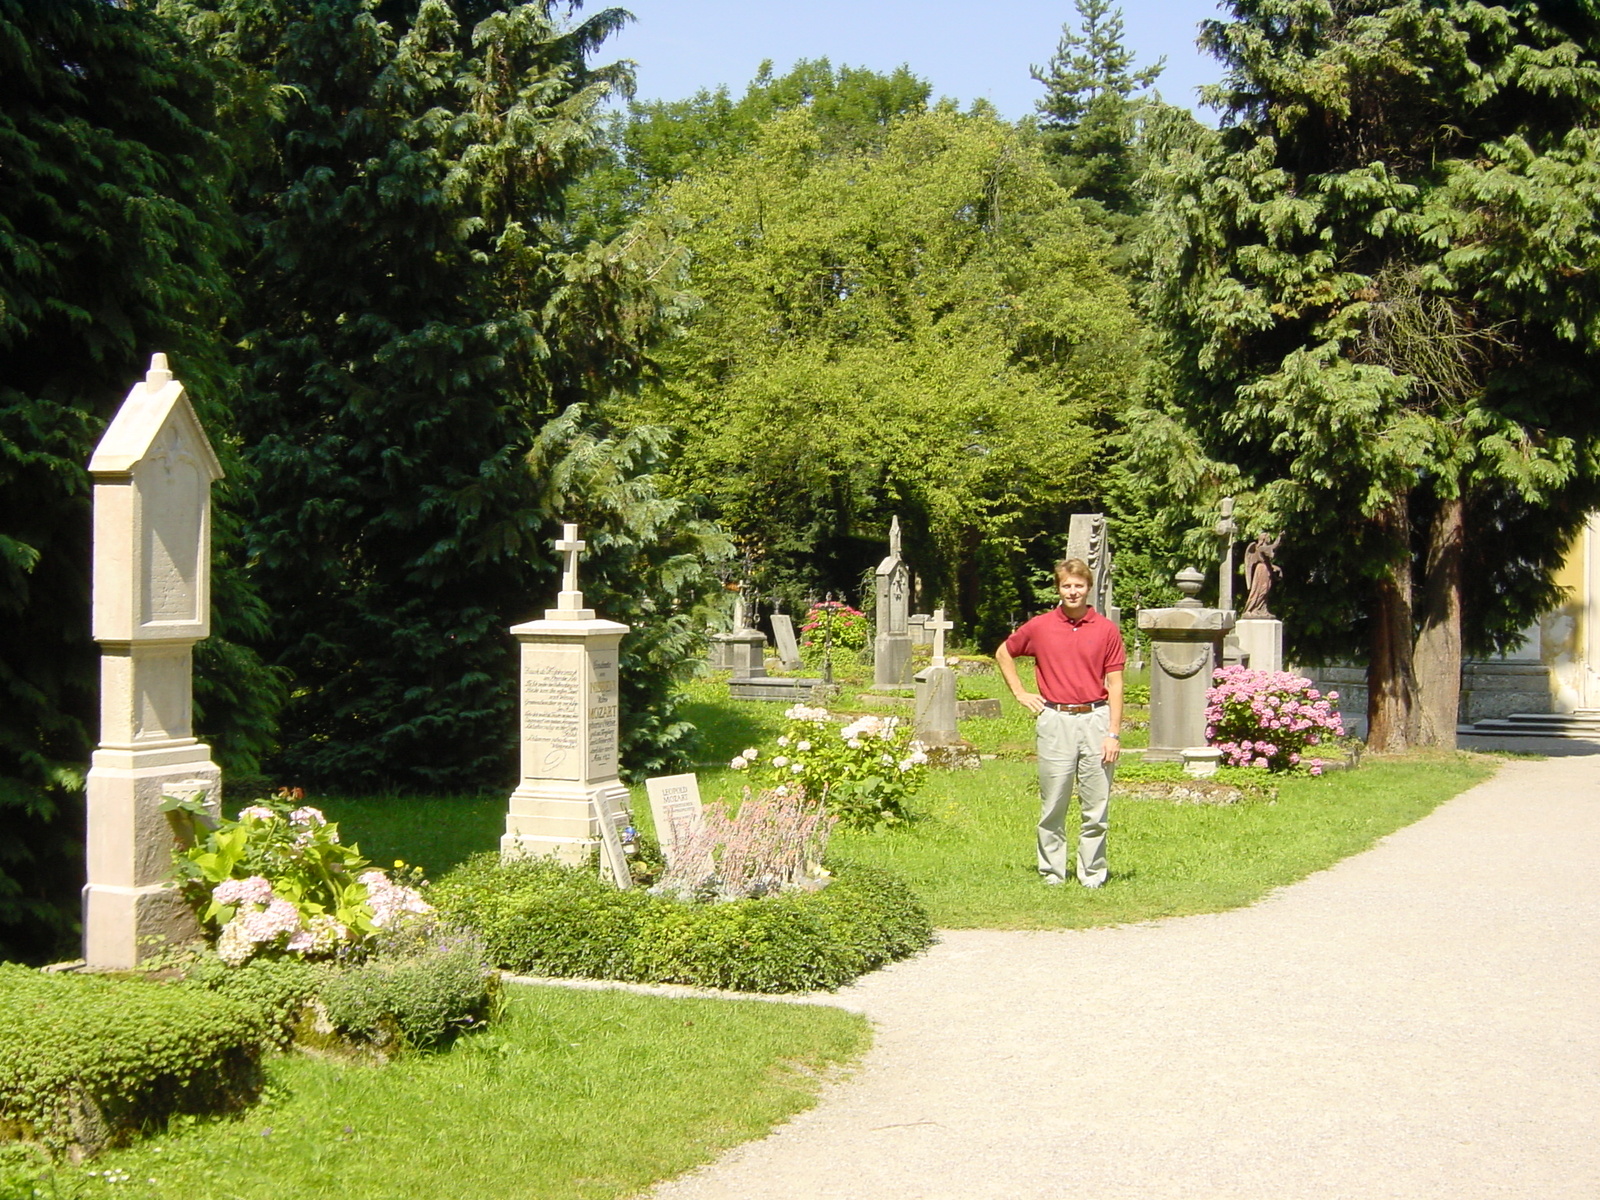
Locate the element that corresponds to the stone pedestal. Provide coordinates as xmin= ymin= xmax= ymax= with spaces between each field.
xmin=84 ymin=355 xmax=223 ymax=969
xmin=503 ymin=526 xmax=631 ymax=873
xmin=1235 ymin=617 xmax=1283 ymax=673
xmin=873 ymin=631 xmax=913 ymax=688
xmin=503 ymin=616 xmax=631 ymax=866
xmin=914 ymin=665 xmax=959 ymax=744
xmin=1138 ymin=569 xmax=1234 ymax=763
xmin=722 ymin=630 xmax=768 ymax=679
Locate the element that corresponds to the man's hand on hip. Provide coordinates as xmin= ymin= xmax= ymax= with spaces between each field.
xmin=1015 ymin=692 xmax=1046 ymax=715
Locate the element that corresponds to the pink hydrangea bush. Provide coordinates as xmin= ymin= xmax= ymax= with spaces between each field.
xmin=1205 ymin=666 xmax=1345 ymax=774
xmin=798 ymin=601 xmax=871 ymax=662
xmin=175 ymin=789 xmax=431 ymax=966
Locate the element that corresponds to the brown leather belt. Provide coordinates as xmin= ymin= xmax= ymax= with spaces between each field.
xmin=1044 ymin=700 xmax=1106 ymax=713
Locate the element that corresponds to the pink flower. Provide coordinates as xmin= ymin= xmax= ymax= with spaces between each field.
xmin=214 ymin=875 xmax=274 ymax=906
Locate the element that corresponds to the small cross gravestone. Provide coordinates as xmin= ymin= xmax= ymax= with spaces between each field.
xmin=645 ymin=773 xmax=705 ymax=866
xmin=504 ymin=522 xmax=632 ymax=886
xmin=914 ymin=607 xmax=962 ymax=746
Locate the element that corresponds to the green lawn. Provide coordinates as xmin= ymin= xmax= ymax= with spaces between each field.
xmin=21 ymin=987 xmax=867 ymax=1200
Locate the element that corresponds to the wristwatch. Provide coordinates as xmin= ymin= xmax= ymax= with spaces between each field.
xmin=1107 ymin=734 xmax=1121 ymax=740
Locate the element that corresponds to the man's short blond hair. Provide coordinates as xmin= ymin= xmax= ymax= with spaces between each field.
xmin=1054 ymin=557 xmax=1093 ymax=587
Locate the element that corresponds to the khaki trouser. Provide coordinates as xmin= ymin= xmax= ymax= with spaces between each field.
xmin=1036 ymin=706 xmax=1113 ymax=886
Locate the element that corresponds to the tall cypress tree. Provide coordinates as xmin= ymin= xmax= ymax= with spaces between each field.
xmin=1137 ymin=0 xmax=1600 ymax=749
xmin=0 ymin=0 xmax=274 ymax=962
xmin=175 ymin=0 xmax=681 ymax=789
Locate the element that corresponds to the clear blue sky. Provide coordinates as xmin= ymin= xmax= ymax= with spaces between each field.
xmin=602 ymin=0 xmax=1229 ymax=119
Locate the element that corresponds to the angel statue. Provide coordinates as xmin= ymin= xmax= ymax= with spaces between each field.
xmin=1242 ymin=535 xmax=1282 ymax=619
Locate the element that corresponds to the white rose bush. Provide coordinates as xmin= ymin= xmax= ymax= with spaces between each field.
xmin=732 ymin=705 xmax=928 ymax=828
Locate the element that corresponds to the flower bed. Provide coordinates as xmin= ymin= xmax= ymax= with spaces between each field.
xmin=1205 ymin=666 xmax=1345 ymax=772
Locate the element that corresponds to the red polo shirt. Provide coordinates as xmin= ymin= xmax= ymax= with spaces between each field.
xmin=1005 ymin=606 xmax=1126 ymax=704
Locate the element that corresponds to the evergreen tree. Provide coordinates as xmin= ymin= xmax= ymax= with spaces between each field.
xmin=173 ymin=0 xmax=689 ymax=789
xmin=1137 ymin=0 xmax=1600 ymax=749
xmin=1031 ymin=0 xmax=1164 ymax=216
xmin=0 ymin=0 xmax=276 ymax=962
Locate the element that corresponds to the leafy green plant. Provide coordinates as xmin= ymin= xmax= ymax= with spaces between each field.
xmin=315 ymin=924 xmax=498 ymax=1052
xmin=170 ymin=791 xmax=430 ymax=965
xmin=732 ymin=705 xmax=928 ymax=829
xmin=798 ymin=601 xmax=870 ymax=663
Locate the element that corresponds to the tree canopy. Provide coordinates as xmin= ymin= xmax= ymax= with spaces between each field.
xmin=628 ymin=105 xmax=1141 ymax=642
xmin=1137 ymin=0 xmax=1600 ymax=748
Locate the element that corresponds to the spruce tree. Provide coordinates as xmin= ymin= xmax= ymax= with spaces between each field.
xmin=174 ymin=0 xmax=692 ymax=789
xmin=1031 ymin=0 xmax=1164 ymax=215
xmin=1138 ymin=0 xmax=1600 ymax=749
xmin=0 ymin=0 xmax=274 ymax=961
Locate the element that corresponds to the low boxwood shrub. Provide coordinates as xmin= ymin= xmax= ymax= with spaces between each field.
xmin=314 ymin=926 xmax=499 ymax=1052
xmin=431 ymin=855 xmax=933 ymax=993
xmin=184 ymin=953 xmax=322 ymax=1048
xmin=0 ymin=964 xmax=265 ymax=1159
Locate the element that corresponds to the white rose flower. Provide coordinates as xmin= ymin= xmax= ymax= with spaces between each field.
xmin=742 ymin=748 xmax=759 ymax=760
xmin=730 ymin=755 xmax=748 ymax=770
xmin=791 ymin=763 xmax=804 ymax=774
xmin=777 ymin=736 xmax=791 ymax=747
xmin=848 ymin=738 xmax=863 ymax=750
xmin=797 ymin=740 xmax=812 ymax=752
xmin=772 ymin=755 xmax=789 ymax=768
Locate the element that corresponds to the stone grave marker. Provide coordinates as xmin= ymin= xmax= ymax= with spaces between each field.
xmin=84 ymin=354 xmax=224 ymax=969
xmin=1137 ymin=567 xmax=1234 ymax=762
xmin=771 ymin=612 xmax=803 ymax=670
xmin=503 ymin=522 xmax=632 ymax=885
xmin=914 ymin=609 xmax=976 ymax=766
xmin=909 ymin=613 xmax=930 ymax=649
xmin=1066 ymin=512 xmax=1119 ymax=624
xmin=873 ymin=515 xmax=913 ymax=688
xmin=645 ymin=772 xmax=705 ymax=866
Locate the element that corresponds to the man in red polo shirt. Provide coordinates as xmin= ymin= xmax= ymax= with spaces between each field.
xmin=995 ymin=557 xmax=1125 ymax=887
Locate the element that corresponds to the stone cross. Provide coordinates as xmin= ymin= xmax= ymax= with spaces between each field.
xmin=550 ymin=523 xmax=593 ymax=619
xmin=84 ymin=353 xmax=224 ymax=968
xmin=1216 ymin=497 xmax=1238 ymax=614
xmin=506 ymin=524 xmax=631 ymax=878
xmin=927 ymin=608 xmax=953 ymax=668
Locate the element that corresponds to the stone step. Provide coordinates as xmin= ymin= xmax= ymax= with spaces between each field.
xmin=1459 ymin=711 xmax=1600 ymax=738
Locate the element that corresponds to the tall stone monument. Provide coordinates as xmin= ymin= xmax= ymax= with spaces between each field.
xmin=503 ymin=524 xmax=632 ymax=874
xmin=1215 ymin=497 xmax=1246 ymax=667
xmin=84 ymin=354 xmax=224 ymax=969
xmin=1065 ymin=513 xmax=1118 ymax=623
xmin=1137 ymin=566 xmax=1235 ymax=762
xmin=873 ymin=515 xmax=913 ymax=688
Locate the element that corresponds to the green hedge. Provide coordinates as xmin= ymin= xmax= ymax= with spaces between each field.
xmin=432 ymin=856 xmax=933 ymax=993
xmin=0 ymin=964 xmax=265 ymax=1158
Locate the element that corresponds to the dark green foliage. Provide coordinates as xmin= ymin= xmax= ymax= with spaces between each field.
xmin=431 ymin=854 xmax=932 ymax=993
xmin=0 ymin=0 xmax=278 ymax=964
xmin=184 ymin=952 xmax=321 ymax=1049
xmin=167 ymin=0 xmax=687 ymax=790
xmin=315 ymin=929 xmax=497 ymax=1051
xmin=1138 ymin=0 xmax=1600 ymax=745
xmin=0 ymin=963 xmax=265 ymax=1158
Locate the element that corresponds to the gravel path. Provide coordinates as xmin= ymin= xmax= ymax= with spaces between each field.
xmin=647 ymin=755 xmax=1600 ymax=1199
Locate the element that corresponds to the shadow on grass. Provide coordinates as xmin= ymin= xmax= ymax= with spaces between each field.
xmin=319 ymin=792 xmax=505 ymax=877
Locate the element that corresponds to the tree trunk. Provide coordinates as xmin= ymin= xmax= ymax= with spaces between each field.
xmin=1412 ymin=493 xmax=1464 ymax=748
xmin=1367 ymin=496 xmax=1416 ymax=752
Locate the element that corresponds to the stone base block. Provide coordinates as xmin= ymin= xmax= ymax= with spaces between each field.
xmin=82 ymin=882 xmax=202 ymax=970
xmin=1235 ymin=618 xmax=1283 ymax=673
xmin=86 ymin=751 xmax=220 ymax=890
xmin=955 ymin=698 xmax=1003 ymax=720
xmin=873 ymin=633 xmax=913 ymax=687
xmin=729 ymin=675 xmax=827 ymax=702
xmin=503 ymin=780 xmax=630 ymax=866
xmin=919 ymin=741 xmax=980 ymax=770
